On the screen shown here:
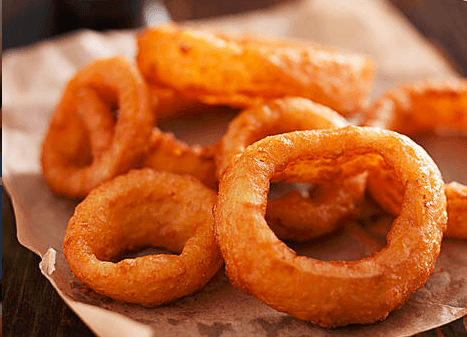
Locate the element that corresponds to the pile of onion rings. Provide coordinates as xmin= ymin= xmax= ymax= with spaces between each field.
xmin=38 ymin=23 xmax=467 ymax=329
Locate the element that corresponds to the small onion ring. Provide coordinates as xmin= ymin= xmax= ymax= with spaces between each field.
xmin=141 ymin=129 xmax=218 ymax=189
xmin=41 ymin=57 xmax=154 ymax=198
xmin=364 ymin=78 xmax=467 ymax=134
xmin=215 ymin=126 xmax=447 ymax=327
xmin=137 ymin=24 xmax=375 ymax=115
xmin=63 ymin=169 xmax=222 ymax=307
xmin=266 ymin=172 xmax=368 ymax=241
xmin=216 ymin=97 xmax=366 ymax=240
xmin=445 ymin=182 xmax=467 ymax=239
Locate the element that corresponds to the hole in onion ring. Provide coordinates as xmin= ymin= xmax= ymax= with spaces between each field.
xmin=114 ymin=246 xmax=179 ymax=263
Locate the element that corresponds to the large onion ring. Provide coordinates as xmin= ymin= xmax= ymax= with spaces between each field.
xmin=63 ymin=169 xmax=222 ymax=307
xmin=364 ymin=78 xmax=467 ymax=134
xmin=41 ymin=57 xmax=154 ymax=198
xmin=215 ymin=127 xmax=447 ymax=327
xmin=137 ymin=24 xmax=375 ymax=115
xmin=216 ymin=97 xmax=366 ymax=240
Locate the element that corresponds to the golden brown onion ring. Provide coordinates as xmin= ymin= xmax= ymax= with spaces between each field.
xmin=215 ymin=127 xmax=447 ymax=327
xmin=41 ymin=57 xmax=154 ymax=198
xmin=216 ymin=97 xmax=366 ymax=240
xmin=266 ymin=172 xmax=368 ymax=241
xmin=445 ymin=182 xmax=467 ymax=239
xmin=64 ymin=79 xmax=219 ymax=189
xmin=141 ymin=129 xmax=218 ymax=189
xmin=216 ymin=97 xmax=348 ymax=178
xmin=137 ymin=24 xmax=375 ymax=115
xmin=63 ymin=169 xmax=222 ymax=307
xmin=364 ymin=78 xmax=467 ymax=134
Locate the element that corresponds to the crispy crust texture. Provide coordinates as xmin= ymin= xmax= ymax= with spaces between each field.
xmin=41 ymin=57 xmax=154 ymax=198
xmin=137 ymin=24 xmax=375 ymax=115
xmin=215 ymin=127 xmax=447 ymax=328
xmin=63 ymin=169 xmax=222 ymax=307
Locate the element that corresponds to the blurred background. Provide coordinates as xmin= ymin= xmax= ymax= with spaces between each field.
xmin=2 ymin=0 xmax=466 ymax=74
xmin=2 ymin=0 xmax=287 ymax=49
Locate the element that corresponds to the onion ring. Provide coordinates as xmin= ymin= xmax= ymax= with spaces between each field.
xmin=41 ymin=57 xmax=154 ymax=198
xmin=445 ymin=182 xmax=467 ymax=239
xmin=266 ymin=172 xmax=368 ymax=241
xmin=215 ymin=126 xmax=447 ymax=327
xmin=364 ymin=78 xmax=467 ymax=134
xmin=364 ymin=78 xmax=467 ymax=240
xmin=216 ymin=97 xmax=348 ymax=178
xmin=63 ymin=169 xmax=222 ymax=307
xmin=137 ymin=24 xmax=375 ymax=115
xmin=216 ymin=97 xmax=367 ymax=240
xmin=141 ymin=129 xmax=218 ymax=188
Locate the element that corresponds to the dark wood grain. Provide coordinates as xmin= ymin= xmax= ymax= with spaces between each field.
xmin=2 ymin=0 xmax=467 ymax=336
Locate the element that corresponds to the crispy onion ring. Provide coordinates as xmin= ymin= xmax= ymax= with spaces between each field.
xmin=137 ymin=24 xmax=375 ymax=115
xmin=216 ymin=97 xmax=366 ymax=240
xmin=266 ymin=173 xmax=368 ymax=241
xmin=363 ymin=78 xmax=467 ymax=239
xmin=41 ymin=57 xmax=154 ymax=198
xmin=216 ymin=97 xmax=347 ymax=178
xmin=215 ymin=127 xmax=447 ymax=327
xmin=63 ymin=169 xmax=222 ymax=307
xmin=62 ymin=77 xmax=219 ymax=189
xmin=142 ymin=129 xmax=218 ymax=188
xmin=364 ymin=78 xmax=467 ymax=134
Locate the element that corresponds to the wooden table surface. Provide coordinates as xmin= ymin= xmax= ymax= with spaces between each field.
xmin=2 ymin=0 xmax=467 ymax=336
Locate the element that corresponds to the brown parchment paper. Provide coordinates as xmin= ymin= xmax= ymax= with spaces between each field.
xmin=2 ymin=0 xmax=466 ymax=336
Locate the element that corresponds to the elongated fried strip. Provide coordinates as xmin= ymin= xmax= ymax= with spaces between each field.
xmin=137 ymin=24 xmax=375 ymax=115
